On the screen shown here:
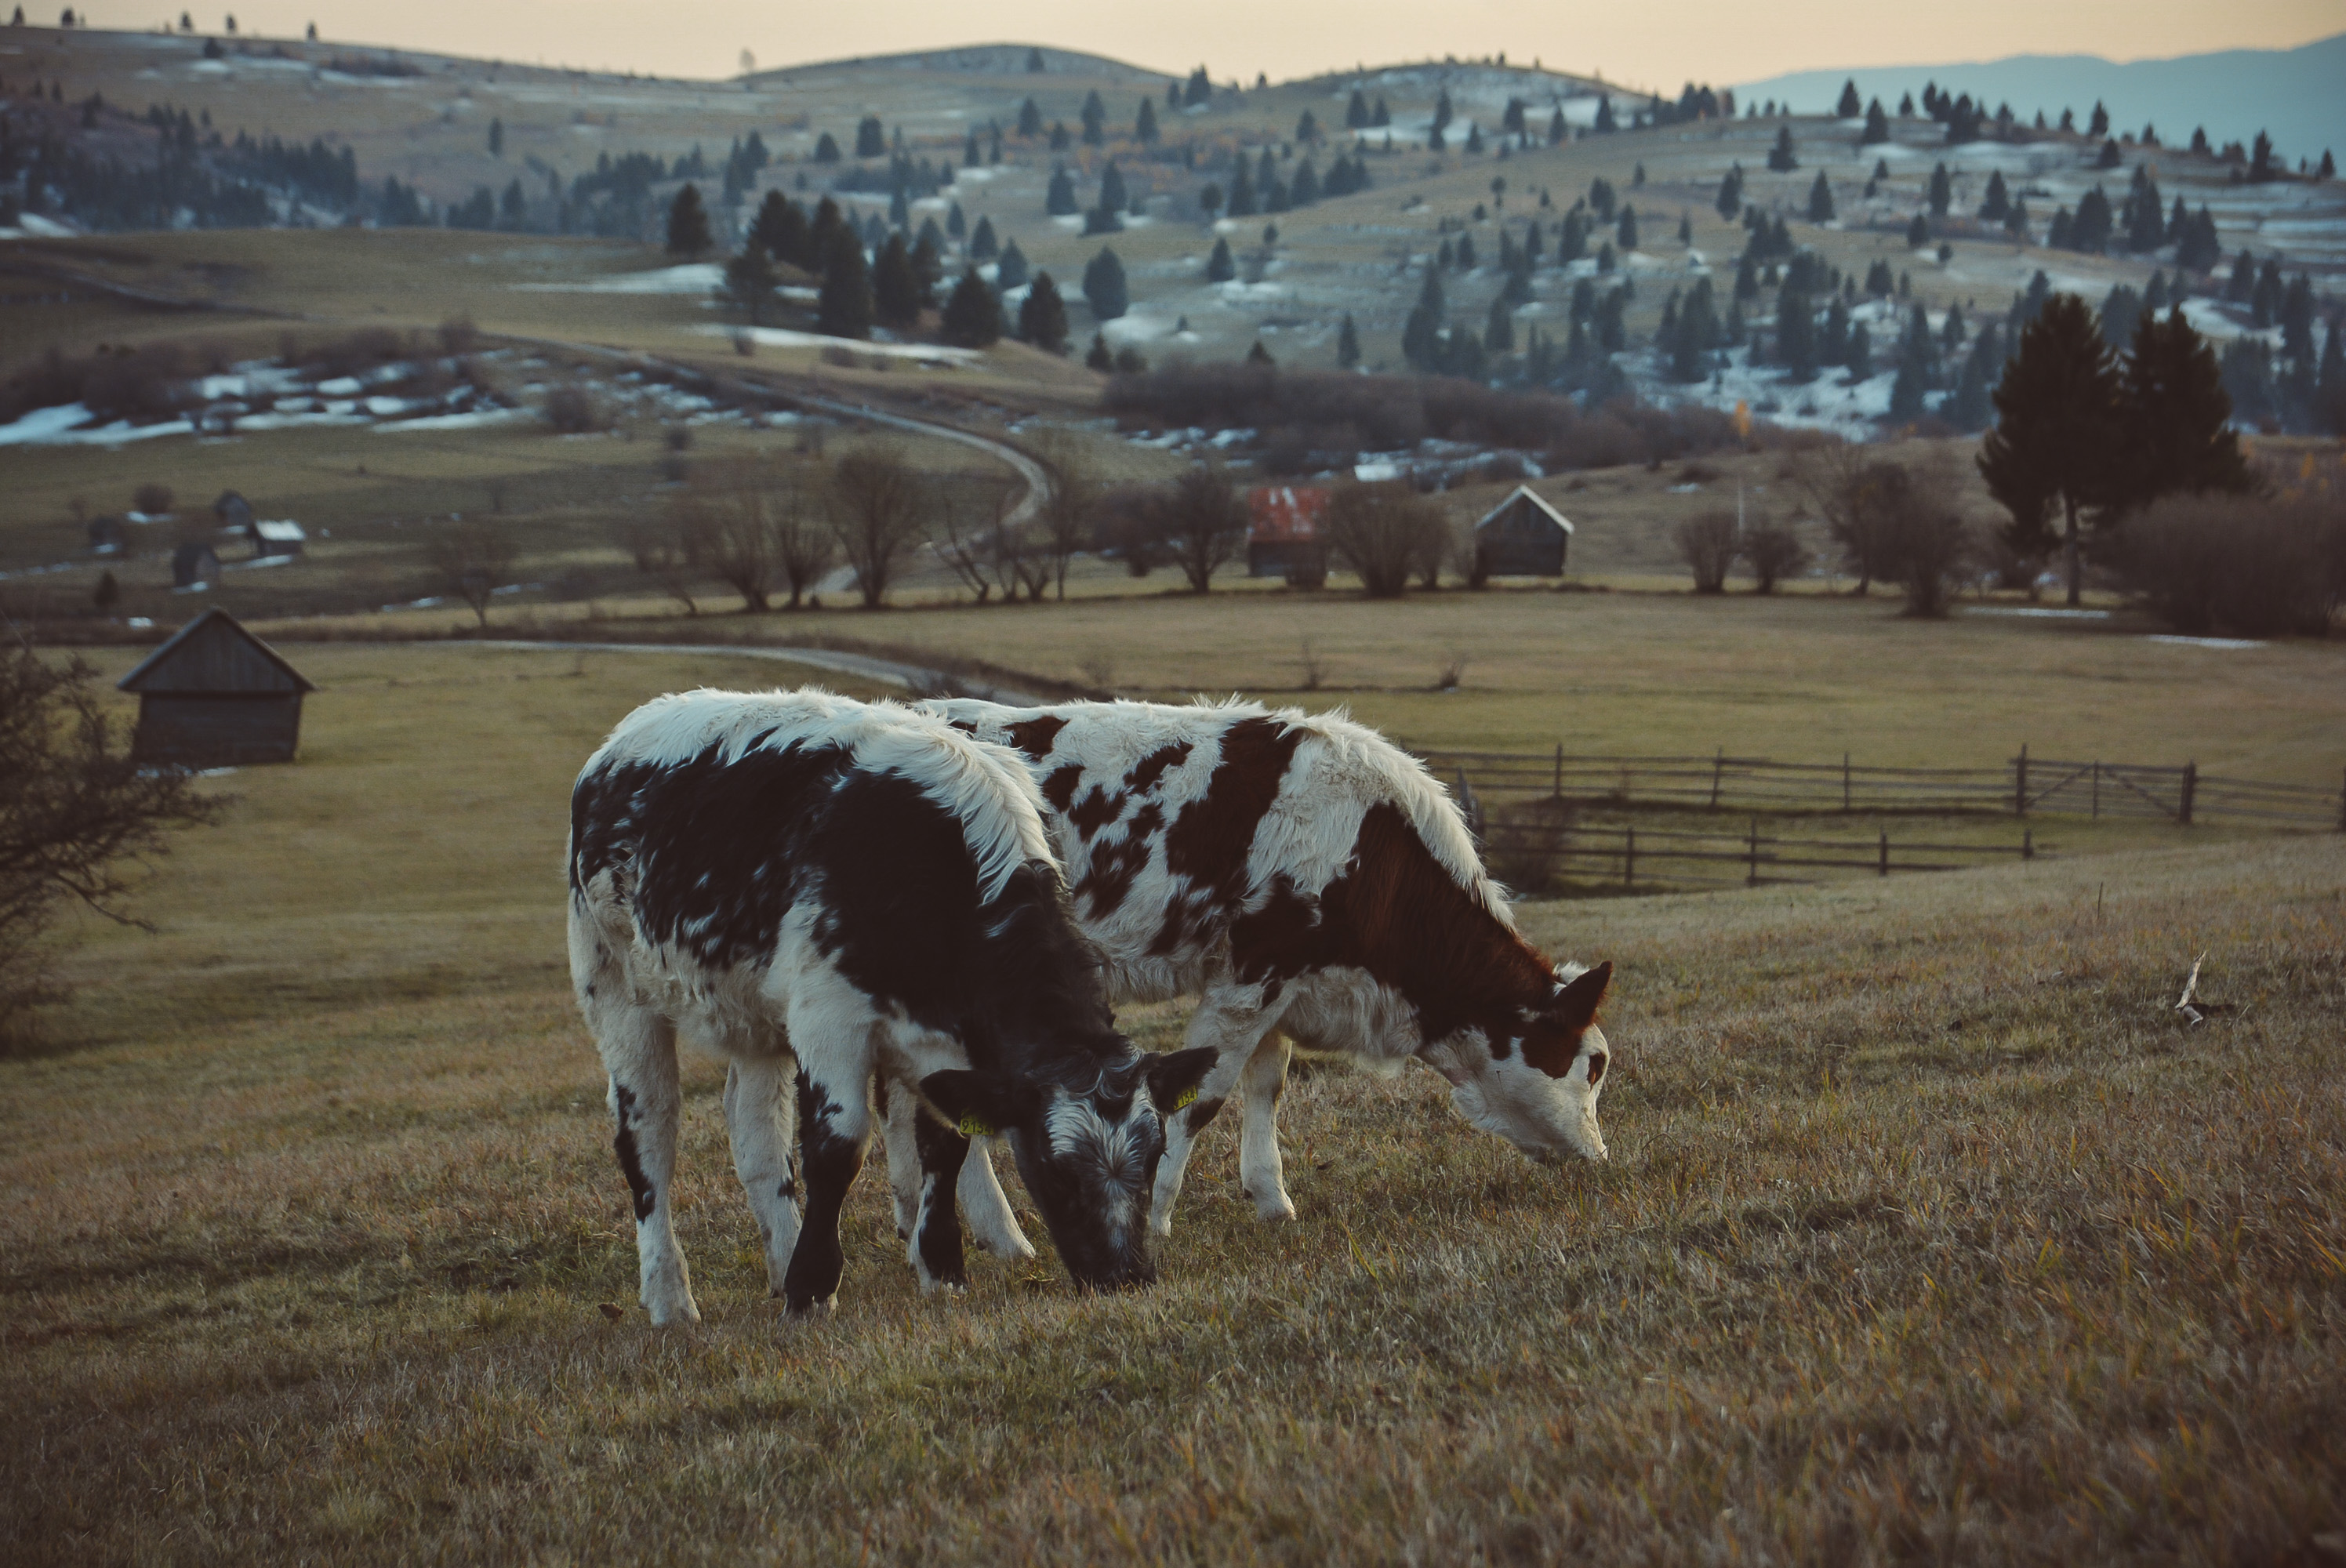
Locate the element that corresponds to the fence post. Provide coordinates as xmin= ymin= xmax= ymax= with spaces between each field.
xmin=1879 ymin=829 xmax=1889 ymax=877
xmin=1748 ymin=818 xmax=1761 ymax=887
xmin=1843 ymin=752 xmax=1852 ymax=813
xmin=2014 ymin=744 xmax=2028 ymax=818
xmin=1711 ymin=748 xmax=1725 ymax=811
xmin=2180 ymin=760 xmax=2196 ymax=827
xmin=2023 ymin=828 xmax=2034 ymax=861
xmin=1552 ymin=744 xmax=1563 ymax=800
xmin=1623 ymin=825 xmax=1635 ymax=890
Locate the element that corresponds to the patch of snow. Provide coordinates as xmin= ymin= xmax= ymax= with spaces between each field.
xmin=2145 ymin=633 xmax=2261 ymax=650
xmin=233 ymin=410 xmax=369 ymax=432
xmin=315 ymin=376 xmax=364 ymax=396
xmin=515 ymin=263 xmax=724 ymax=295
xmin=376 ymin=408 xmax=529 ymax=433
xmin=1967 ymin=606 xmax=2111 ymax=619
xmin=689 ymin=325 xmax=982 ymax=361
xmin=0 ymin=403 xmax=99 ymax=444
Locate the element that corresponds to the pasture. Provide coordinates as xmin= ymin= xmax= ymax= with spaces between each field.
xmin=5 ymin=642 xmax=2342 ymax=1561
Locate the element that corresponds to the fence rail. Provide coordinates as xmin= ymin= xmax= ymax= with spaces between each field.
xmin=1476 ymin=817 xmax=2040 ymax=893
xmin=1415 ymin=743 xmax=2345 ymax=833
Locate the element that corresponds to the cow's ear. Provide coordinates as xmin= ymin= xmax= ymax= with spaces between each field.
xmin=1547 ymin=962 xmax=1613 ymax=1033
xmin=921 ymin=1070 xmax=1036 ymax=1139
xmin=1144 ymin=1047 xmax=1219 ymax=1114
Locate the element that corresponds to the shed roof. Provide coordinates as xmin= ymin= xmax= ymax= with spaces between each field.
xmin=1475 ymin=485 xmax=1574 ymax=535
xmin=118 ymin=608 xmax=317 ymax=695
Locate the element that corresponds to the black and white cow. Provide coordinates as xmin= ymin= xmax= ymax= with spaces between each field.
xmin=567 ymin=688 xmax=1215 ymax=1319
xmin=917 ymin=698 xmax=1615 ymax=1238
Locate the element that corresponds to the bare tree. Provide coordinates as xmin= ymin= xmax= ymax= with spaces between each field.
xmin=1791 ymin=441 xmax=1901 ymax=593
xmin=1 ymin=649 xmax=222 ymax=1043
xmin=827 ymin=447 xmax=927 ymax=608
xmin=1324 ymin=482 xmax=1447 ymax=597
xmin=686 ymin=459 xmax=778 ymax=612
xmin=932 ymin=477 xmax=1026 ymax=604
xmin=1028 ymin=434 xmax=1098 ymax=601
xmin=425 ymin=519 xmax=518 ymax=626
xmin=1876 ymin=458 xmax=1973 ymax=617
xmin=1151 ymin=465 xmax=1250 ymax=593
xmin=1673 ymin=510 xmax=1739 ymax=593
xmin=770 ymin=485 xmax=834 ymax=610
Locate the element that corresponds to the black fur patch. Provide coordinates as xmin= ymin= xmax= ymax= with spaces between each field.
xmin=783 ymin=1075 xmax=866 ymax=1313
xmin=1184 ymin=1095 xmax=1228 ymax=1134
xmin=612 ymin=1083 xmax=656 ymax=1222
xmin=912 ymin=1109 xmax=972 ymax=1289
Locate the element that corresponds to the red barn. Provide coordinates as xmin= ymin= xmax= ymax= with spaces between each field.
xmin=1246 ymin=486 xmax=1330 ymax=586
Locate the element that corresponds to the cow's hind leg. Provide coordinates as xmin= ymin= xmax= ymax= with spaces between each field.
xmin=910 ymin=1111 xmax=971 ymax=1294
xmin=1237 ymin=1032 xmax=1298 ymax=1222
xmin=722 ymin=1054 xmax=801 ymax=1298
xmin=597 ymin=1004 xmax=699 ymax=1325
xmin=1148 ymin=989 xmax=1281 ymax=1239
xmin=877 ymin=1075 xmax=923 ymax=1243
xmin=782 ymin=1048 xmax=873 ymax=1316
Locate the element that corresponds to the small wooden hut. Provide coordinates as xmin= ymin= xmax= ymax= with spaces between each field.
xmin=118 ymin=608 xmax=315 ymax=765
xmin=1473 ymin=485 xmax=1573 ymax=577
xmin=171 ymin=540 xmax=221 ymax=589
xmin=1245 ymin=486 xmax=1331 ymax=585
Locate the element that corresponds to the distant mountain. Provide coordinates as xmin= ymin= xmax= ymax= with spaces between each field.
xmin=1738 ymin=33 xmax=2344 ymax=171
xmin=748 ymin=44 xmax=1169 ymax=87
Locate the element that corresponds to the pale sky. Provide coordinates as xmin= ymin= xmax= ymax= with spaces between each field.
xmin=76 ymin=0 xmax=2346 ymax=90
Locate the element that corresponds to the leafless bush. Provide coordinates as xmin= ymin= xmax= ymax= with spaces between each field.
xmin=826 ymin=448 xmax=925 ymax=608
xmin=932 ymin=477 xmax=1030 ymax=604
xmin=1026 ymin=433 xmax=1101 ymax=600
xmin=1739 ymin=513 xmax=1810 ymax=593
xmin=1433 ymin=652 xmax=1467 ymax=691
xmin=1323 ymin=482 xmax=1447 ymax=597
xmin=1 ymin=342 xmax=197 ymax=425
xmin=1790 ymin=442 xmax=1910 ymax=593
xmin=2122 ymin=494 xmax=2344 ymax=637
xmin=1674 ymin=510 xmax=1739 ymax=593
xmin=542 ymin=381 xmax=616 ymax=435
xmin=1149 ymin=466 xmax=1250 ymax=593
xmin=298 ymin=327 xmax=410 ymax=382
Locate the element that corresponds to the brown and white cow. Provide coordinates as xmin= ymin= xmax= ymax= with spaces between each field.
xmin=915 ymin=698 xmax=1614 ymax=1237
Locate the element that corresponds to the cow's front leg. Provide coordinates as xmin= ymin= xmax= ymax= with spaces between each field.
xmin=782 ymin=1054 xmax=873 ymax=1316
xmin=1149 ymin=989 xmax=1284 ymax=1237
xmin=910 ymin=1109 xmax=971 ymax=1294
xmin=877 ymin=1074 xmax=921 ymax=1242
xmin=957 ymin=1138 xmax=1037 ymax=1260
xmin=597 ymin=1006 xmax=697 ymax=1325
xmin=721 ymin=1054 xmax=801 ymax=1298
xmin=1237 ymin=1031 xmax=1298 ymax=1222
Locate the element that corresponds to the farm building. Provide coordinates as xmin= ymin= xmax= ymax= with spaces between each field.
xmin=252 ymin=519 xmax=305 ymax=558
xmin=1473 ymin=486 xmax=1573 ymax=577
xmin=1246 ymin=486 xmax=1330 ymax=585
xmin=171 ymin=541 xmax=221 ymax=590
xmin=117 ymin=608 xmax=316 ymax=766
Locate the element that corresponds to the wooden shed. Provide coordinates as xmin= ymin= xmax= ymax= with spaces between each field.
xmin=1246 ymin=486 xmax=1331 ymax=585
xmin=1473 ymin=485 xmax=1573 ymax=577
xmin=118 ymin=608 xmax=316 ymax=766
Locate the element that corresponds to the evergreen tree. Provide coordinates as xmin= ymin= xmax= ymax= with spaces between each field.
xmin=1204 ymin=236 xmax=1236 ymax=282
xmin=1861 ymin=99 xmax=1890 ymax=145
xmin=1594 ymin=97 xmax=1617 ymax=134
xmin=1715 ymin=164 xmax=1742 ymax=220
xmin=1338 ymin=312 xmax=1360 ymax=368
xmin=817 ymin=228 xmax=874 ymax=339
xmin=871 ymin=233 xmax=922 ymax=328
xmin=1821 ymin=296 xmax=1850 ymax=365
xmin=1086 ymin=332 xmax=1115 ymax=372
xmin=1549 ymin=107 xmax=1566 ymax=145
xmin=1485 ymin=297 xmax=1513 ymax=354
xmin=1978 ymin=293 xmax=2124 ymax=604
xmin=1767 ymin=125 xmax=1797 ymax=172
xmin=970 ymin=216 xmax=998 ymax=261
xmin=1046 ymin=165 xmax=1078 ymax=216
xmin=946 ymin=201 xmax=967 ymax=241
xmin=1402 ymin=266 xmax=1446 ymax=368
xmin=1080 ymin=89 xmax=1106 ymax=146
xmin=723 ymin=241 xmax=781 ymax=325
xmin=1346 ymin=89 xmax=1370 ymax=129
xmin=1845 ymin=321 xmax=1872 ymax=379
xmin=1927 ymin=162 xmax=1952 ymax=216
xmin=1017 ymin=98 xmax=1042 ymax=138
xmin=1807 ymin=171 xmax=1835 ymax=223
xmin=1081 ymin=247 xmax=1128 ymax=320
xmin=939 ymin=267 xmax=1002 ymax=347
xmin=1677 ymin=211 xmax=1692 ymax=245
xmin=488 ymin=117 xmax=503 ymax=157
xmin=2117 ymin=307 xmax=2250 ymax=505
xmin=2318 ymin=319 xmax=2346 ymax=434
xmin=1979 ymin=169 xmax=2010 ymax=222
xmin=1836 ymin=79 xmax=1862 ymax=118
xmin=1019 ymin=271 xmax=1070 ymax=351
xmin=749 ymin=191 xmax=807 ymax=267
xmin=1136 ymin=99 xmax=1159 ymax=143
xmin=1617 ymin=205 xmax=1637 ymax=249
xmin=666 ymin=184 xmax=712 ymax=257
xmin=1247 ymin=339 xmax=1276 ymax=366
xmin=813 ymin=131 xmax=842 ymax=163
xmin=1778 ymin=289 xmax=1818 ymax=381
xmin=995 ymin=239 xmax=1030 ymax=290
xmin=1948 ymin=341 xmax=1993 ymax=429
xmin=1226 ymin=158 xmax=1256 ymax=217
xmin=855 ymin=115 xmax=886 ymax=158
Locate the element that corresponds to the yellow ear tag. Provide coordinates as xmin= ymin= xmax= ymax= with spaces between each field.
xmin=957 ymin=1114 xmax=995 ymax=1140
xmin=1175 ymin=1086 xmax=1199 ymax=1111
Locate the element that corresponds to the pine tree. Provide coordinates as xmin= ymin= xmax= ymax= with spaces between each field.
xmin=1807 ymin=171 xmax=1835 ymax=223
xmin=1136 ymin=99 xmax=1159 ymax=143
xmin=2318 ymin=319 xmax=2346 ymax=434
xmin=1715 ymin=164 xmax=1742 ymax=220
xmin=488 ymin=117 xmax=503 ymax=157
xmin=1019 ymin=271 xmax=1069 ymax=351
xmin=723 ymin=241 xmax=781 ymax=325
xmin=1081 ymin=247 xmax=1128 ymax=321
xmin=1346 ymin=89 xmax=1370 ymax=129
xmin=1205 ymin=236 xmax=1235 ymax=282
xmin=1836 ymin=79 xmax=1861 ymax=118
xmin=1767 ymin=125 xmax=1797 ymax=172
xmin=1861 ymin=99 xmax=1890 ymax=145
xmin=1086 ymin=332 xmax=1114 ymax=372
xmin=666 ymin=184 xmax=712 ymax=257
xmin=1338 ymin=312 xmax=1360 ymax=368
xmin=1046 ymin=165 xmax=1078 ymax=216
xmin=939 ymin=267 xmax=1002 ymax=347
xmin=1017 ymin=98 xmax=1042 ymax=138
xmin=1778 ymin=289 xmax=1818 ymax=381
xmin=871 ymin=233 xmax=922 ymax=328
xmin=2117 ymin=307 xmax=2250 ymax=505
xmin=1080 ymin=89 xmax=1106 ymax=147
xmin=855 ymin=115 xmax=886 ymax=158
xmin=1618 ymin=206 xmax=1637 ymax=249
xmin=995 ymin=239 xmax=1029 ymax=290
xmin=1845 ymin=321 xmax=1871 ymax=379
xmin=1402 ymin=265 xmax=1445 ymax=368
xmin=969 ymin=216 xmax=998 ymax=261
xmin=1927 ymin=163 xmax=1952 ymax=216
xmin=1979 ymin=170 xmax=2010 ymax=222
xmin=1548 ymin=107 xmax=1566 ymax=145
xmin=817 ymin=229 xmax=874 ymax=339
xmin=1977 ymin=293 xmax=2123 ymax=604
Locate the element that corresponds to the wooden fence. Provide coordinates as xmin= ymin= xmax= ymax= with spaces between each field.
xmin=1414 ymin=743 xmax=2346 ymax=833
xmin=1474 ymin=815 xmax=2040 ymax=893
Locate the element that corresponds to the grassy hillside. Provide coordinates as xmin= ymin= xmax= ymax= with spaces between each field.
xmin=3 ymin=644 xmax=2341 ymax=1561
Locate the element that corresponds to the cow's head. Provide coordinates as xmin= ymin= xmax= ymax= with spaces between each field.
xmin=1423 ymin=960 xmax=1614 ymax=1164
xmin=921 ymin=1046 xmax=1218 ymax=1290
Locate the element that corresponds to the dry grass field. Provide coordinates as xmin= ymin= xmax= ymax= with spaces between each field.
xmin=3 ymin=642 xmax=2342 ymax=1562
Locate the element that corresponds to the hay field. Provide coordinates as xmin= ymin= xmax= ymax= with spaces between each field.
xmin=3 ymin=642 xmax=2341 ymax=1562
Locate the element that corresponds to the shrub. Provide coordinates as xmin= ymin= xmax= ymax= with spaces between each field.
xmin=2122 ymin=494 xmax=2344 ymax=637
xmin=542 ymin=382 xmax=616 ymax=434
xmin=132 ymin=483 xmax=173 ymax=517
xmin=1324 ymin=483 xmax=1447 ymax=597
xmin=1674 ymin=510 xmax=1739 ymax=593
